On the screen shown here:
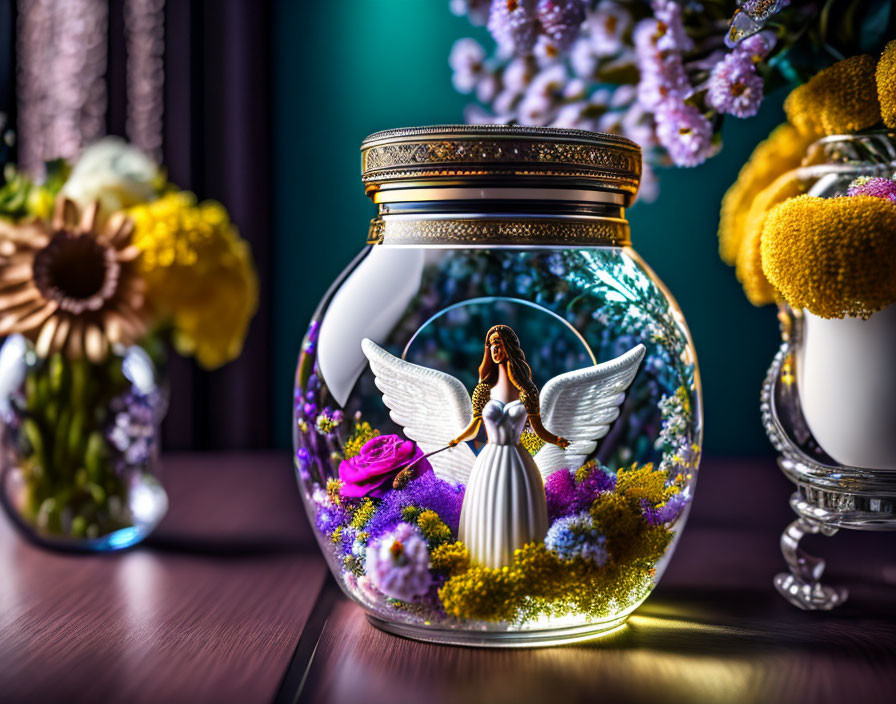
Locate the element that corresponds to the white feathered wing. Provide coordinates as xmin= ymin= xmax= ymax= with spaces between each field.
xmin=534 ymin=344 xmax=646 ymax=478
xmin=361 ymin=339 xmax=476 ymax=485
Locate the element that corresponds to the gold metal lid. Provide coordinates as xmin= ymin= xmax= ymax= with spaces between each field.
xmin=360 ymin=125 xmax=642 ymax=205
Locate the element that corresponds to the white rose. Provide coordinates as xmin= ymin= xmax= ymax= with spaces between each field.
xmin=61 ymin=137 xmax=160 ymax=216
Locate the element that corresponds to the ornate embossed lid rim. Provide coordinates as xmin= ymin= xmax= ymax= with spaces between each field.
xmin=361 ymin=124 xmax=641 ymax=150
xmin=360 ymin=125 xmax=642 ymax=202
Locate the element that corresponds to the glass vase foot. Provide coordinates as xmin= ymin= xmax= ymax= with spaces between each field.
xmin=366 ymin=612 xmax=630 ymax=648
xmin=773 ymin=497 xmax=848 ymax=611
xmin=1 ymin=464 xmax=168 ymax=552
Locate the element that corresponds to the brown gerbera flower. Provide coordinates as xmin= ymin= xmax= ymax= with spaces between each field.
xmin=0 ymin=197 xmax=147 ymax=362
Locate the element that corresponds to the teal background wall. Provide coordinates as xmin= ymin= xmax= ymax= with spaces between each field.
xmin=273 ymin=0 xmax=783 ymax=454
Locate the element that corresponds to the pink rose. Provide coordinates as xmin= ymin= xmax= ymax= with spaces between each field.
xmin=338 ymin=434 xmax=432 ymax=499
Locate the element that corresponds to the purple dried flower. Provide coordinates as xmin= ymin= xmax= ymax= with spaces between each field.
xmin=534 ymin=34 xmax=564 ymax=65
xmin=586 ymin=1 xmax=631 ymax=57
xmin=650 ymin=0 xmax=693 ymax=53
xmin=502 ymin=56 xmax=538 ymax=92
xmin=577 ymin=464 xmax=616 ymax=501
xmin=655 ymin=100 xmax=714 ymax=167
xmin=450 ymin=38 xmax=487 ymax=93
xmin=451 ymin=0 xmax=491 ymax=25
xmin=315 ymin=500 xmax=348 ymax=537
xmin=545 ymin=511 xmax=608 ymax=565
xmin=570 ymin=36 xmax=598 ymax=78
xmin=641 ymin=492 xmax=690 ymax=525
xmin=737 ymin=32 xmax=774 ymax=61
xmin=847 ymin=176 xmax=896 ymax=201
xmin=545 ymin=465 xmax=617 ymax=519
xmin=366 ymin=522 xmax=432 ymax=601
xmin=545 ymin=469 xmax=577 ymax=520
xmin=536 ymin=0 xmax=586 ymax=51
xmin=706 ymin=53 xmax=763 ymax=118
xmin=635 ymin=39 xmax=690 ymax=110
xmin=365 ymin=471 xmax=465 ymax=540
xmin=488 ymin=0 xmax=539 ymax=55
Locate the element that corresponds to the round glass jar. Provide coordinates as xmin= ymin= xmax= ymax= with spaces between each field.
xmin=294 ymin=126 xmax=702 ymax=646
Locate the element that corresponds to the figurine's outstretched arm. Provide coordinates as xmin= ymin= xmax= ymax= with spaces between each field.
xmin=528 ymin=414 xmax=569 ymax=448
xmin=450 ymin=417 xmax=482 ymax=446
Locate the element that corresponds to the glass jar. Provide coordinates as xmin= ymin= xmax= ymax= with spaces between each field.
xmin=762 ymin=131 xmax=896 ymax=610
xmin=294 ymin=126 xmax=702 ymax=646
xmin=0 ymin=335 xmax=168 ymax=551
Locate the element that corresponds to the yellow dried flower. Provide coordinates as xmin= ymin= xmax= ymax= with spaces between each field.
xmin=343 ymin=422 xmax=379 ymax=459
xmin=417 ymin=510 xmax=452 ymax=547
xmin=326 ymin=478 xmax=343 ymax=506
xmin=438 ymin=538 xmax=665 ymax=623
xmin=128 ymin=191 xmax=258 ymax=369
xmin=401 ymin=505 xmax=421 ymax=523
xmin=590 ymin=492 xmax=642 ymax=555
xmin=735 ymin=171 xmax=805 ymax=306
xmin=616 ymin=462 xmax=677 ymax=507
xmin=761 ymin=195 xmax=896 ymax=318
xmin=877 ymin=40 xmax=896 ymax=128
xmin=784 ymin=55 xmax=880 ymax=137
xmin=331 ymin=526 xmax=343 ymax=545
xmin=719 ymin=123 xmax=812 ymax=265
xmin=350 ymin=498 xmax=376 ymax=529
xmin=430 ymin=541 xmax=471 ymax=575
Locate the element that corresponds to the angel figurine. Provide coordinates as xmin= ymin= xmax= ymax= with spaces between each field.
xmin=362 ymin=325 xmax=645 ymax=569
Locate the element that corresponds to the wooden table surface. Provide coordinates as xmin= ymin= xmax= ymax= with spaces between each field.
xmin=0 ymin=453 xmax=894 ymax=704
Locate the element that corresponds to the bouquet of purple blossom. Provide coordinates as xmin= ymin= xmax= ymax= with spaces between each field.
xmin=450 ymin=0 xmax=895 ymax=200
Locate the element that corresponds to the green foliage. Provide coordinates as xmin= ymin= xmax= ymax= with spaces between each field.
xmin=15 ymin=351 xmax=133 ymax=538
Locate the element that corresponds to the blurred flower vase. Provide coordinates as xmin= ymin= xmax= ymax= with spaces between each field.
xmin=0 ymin=336 xmax=168 ymax=550
xmin=0 ymin=138 xmax=258 ymax=550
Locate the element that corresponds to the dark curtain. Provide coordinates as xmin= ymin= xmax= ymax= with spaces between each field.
xmin=159 ymin=0 xmax=274 ymax=450
xmin=3 ymin=0 xmax=275 ymax=450
xmin=0 ymin=0 xmax=14 ymax=164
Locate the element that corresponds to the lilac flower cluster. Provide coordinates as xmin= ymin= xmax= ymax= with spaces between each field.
xmin=487 ymin=0 xmax=587 ymax=56
xmin=450 ymin=0 xmax=789 ymax=188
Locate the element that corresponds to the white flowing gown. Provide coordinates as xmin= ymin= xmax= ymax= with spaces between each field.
xmin=458 ymin=399 xmax=549 ymax=569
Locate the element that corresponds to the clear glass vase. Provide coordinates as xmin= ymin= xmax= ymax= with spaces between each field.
xmin=293 ymin=126 xmax=702 ymax=646
xmin=0 ymin=334 xmax=168 ymax=551
xmin=761 ymin=131 xmax=896 ymax=610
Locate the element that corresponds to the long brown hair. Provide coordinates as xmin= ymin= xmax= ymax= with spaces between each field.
xmin=476 ymin=325 xmax=540 ymax=414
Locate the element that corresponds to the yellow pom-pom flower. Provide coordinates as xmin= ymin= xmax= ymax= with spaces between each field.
xmin=877 ymin=40 xmax=896 ymax=129
xmin=761 ymin=195 xmax=896 ymax=319
xmin=129 ymin=191 xmax=258 ymax=369
xmin=735 ymin=172 xmax=806 ymax=306
xmin=719 ymin=124 xmax=811 ymax=266
xmin=784 ymin=55 xmax=880 ymax=137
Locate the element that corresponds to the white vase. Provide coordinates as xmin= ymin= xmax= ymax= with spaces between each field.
xmin=796 ymin=303 xmax=896 ymax=469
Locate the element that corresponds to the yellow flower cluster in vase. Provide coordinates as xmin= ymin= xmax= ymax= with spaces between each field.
xmin=719 ymin=40 xmax=896 ymax=317
xmin=129 ymin=192 xmax=258 ymax=369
